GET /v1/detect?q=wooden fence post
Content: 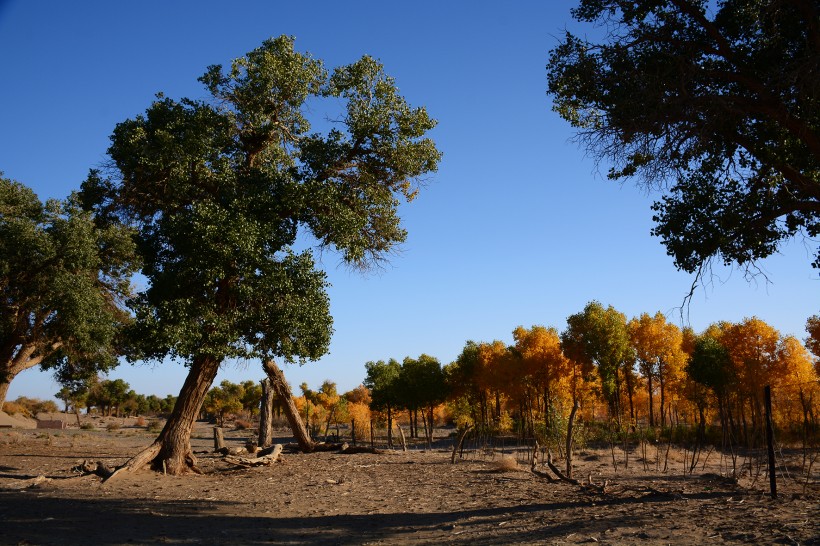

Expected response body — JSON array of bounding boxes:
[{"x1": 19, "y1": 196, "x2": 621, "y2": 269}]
[{"x1": 764, "y1": 385, "x2": 777, "y2": 499}]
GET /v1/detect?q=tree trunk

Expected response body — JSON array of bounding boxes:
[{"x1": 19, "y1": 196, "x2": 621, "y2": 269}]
[
  {"x1": 566, "y1": 399, "x2": 580, "y2": 478},
  {"x1": 647, "y1": 373, "x2": 655, "y2": 428},
  {"x1": 0, "y1": 380, "x2": 11, "y2": 409},
  {"x1": 108, "y1": 354, "x2": 222, "y2": 480},
  {"x1": 258, "y1": 378, "x2": 275, "y2": 448},
  {"x1": 154, "y1": 354, "x2": 222, "y2": 474},
  {"x1": 262, "y1": 359, "x2": 314, "y2": 452},
  {"x1": 0, "y1": 345, "x2": 43, "y2": 407},
  {"x1": 386, "y1": 406, "x2": 394, "y2": 448},
  {"x1": 660, "y1": 377, "x2": 666, "y2": 428}
]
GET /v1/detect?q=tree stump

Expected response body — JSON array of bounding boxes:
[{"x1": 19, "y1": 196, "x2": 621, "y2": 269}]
[
  {"x1": 258, "y1": 378, "x2": 274, "y2": 448},
  {"x1": 213, "y1": 427, "x2": 225, "y2": 451}
]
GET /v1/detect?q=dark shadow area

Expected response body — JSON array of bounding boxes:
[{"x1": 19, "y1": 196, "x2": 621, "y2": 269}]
[{"x1": 0, "y1": 487, "x2": 743, "y2": 545}]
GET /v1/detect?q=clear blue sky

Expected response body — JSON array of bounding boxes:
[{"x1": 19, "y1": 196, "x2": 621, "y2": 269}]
[{"x1": 1, "y1": 1, "x2": 816, "y2": 402}]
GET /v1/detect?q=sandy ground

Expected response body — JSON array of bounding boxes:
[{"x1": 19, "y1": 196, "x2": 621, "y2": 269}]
[{"x1": 0, "y1": 418, "x2": 817, "y2": 545}]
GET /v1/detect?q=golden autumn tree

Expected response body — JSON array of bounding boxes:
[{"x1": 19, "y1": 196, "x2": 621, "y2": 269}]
[
  {"x1": 512, "y1": 325, "x2": 570, "y2": 436},
  {"x1": 476, "y1": 340, "x2": 515, "y2": 430},
  {"x1": 806, "y1": 316, "x2": 820, "y2": 375},
  {"x1": 344, "y1": 384, "x2": 372, "y2": 444},
  {"x1": 721, "y1": 318, "x2": 784, "y2": 442},
  {"x1": 628, "y1": 312, "x2": 687, "y2": 427},
  {"x1": 776, "y1": 336, "x2": 819, "y2": 437}
]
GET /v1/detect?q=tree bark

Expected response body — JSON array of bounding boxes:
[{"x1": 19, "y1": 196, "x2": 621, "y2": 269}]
[
  {"x1": 107, "y1": 354, "x2": 222, "y2": 480},
  {"x1": 0, "y1": 346, "x2": 42, "y2": 407},
  {"x1": 262, "y1": 359, "x2": 314, "y2": 452},
  {"x1": 258, "y1": 378, "x2": 274, "y2": 448},
  {"x1": 0, "y1": 380, "x2": 11, "y2": 409},
  {"x1": 154, "y1": 354, "x2": 221, "y2": 474},
  {"x1": 213, "y1": 427, "x2": 225, "y2": 450}
]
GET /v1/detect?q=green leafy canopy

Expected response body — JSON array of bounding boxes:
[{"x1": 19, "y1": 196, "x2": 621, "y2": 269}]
[
  {"x1": 548, "y1": 0, "x2": 820, "y2": 274},
  {"x1": 82, "y1": 36, "x2": 441, "y2": 367}
]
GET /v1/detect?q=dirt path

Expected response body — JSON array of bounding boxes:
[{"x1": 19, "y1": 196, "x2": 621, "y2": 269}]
[{"x1": 0, "y1": 423, "x2": 816, "y2": 545}]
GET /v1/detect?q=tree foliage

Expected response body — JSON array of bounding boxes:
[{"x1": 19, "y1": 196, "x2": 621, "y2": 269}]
[
  {"x1": 80, "y1": 36, "x2": 440, "y2": 473},
  {"x1": 548, "y1": 0, "x2": 820, "y2": 273},
  {"x1": 0, "y1": 175, "x2": 137, "y2": 405},
  {"x1": 562, "y1": 301, "x2": 632, "y2": 416}
]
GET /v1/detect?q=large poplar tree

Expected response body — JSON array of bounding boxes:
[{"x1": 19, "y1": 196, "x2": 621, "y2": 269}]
[
  {"x1": 85, "y1": 36, "x2": 440, "y2": 475},
  {"x1": 548, "y1": 0, "x2": 820, "y2": 276},
  {"x1": 0, "y1": 176, "x2": 137, "y2": 406}
]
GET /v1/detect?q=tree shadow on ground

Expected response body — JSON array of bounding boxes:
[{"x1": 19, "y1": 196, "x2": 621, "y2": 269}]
[{"x1": 0, "y1": 487, "x2": 743, "y2": 545}]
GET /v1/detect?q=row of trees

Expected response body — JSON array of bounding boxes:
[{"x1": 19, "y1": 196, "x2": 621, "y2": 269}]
[
  {"x1": 445, "y1": 305, "x2": 819, "y2": 451},
  {"x1": 3, "y1": 0, "x2": 819, "y2": 477},
  {"x1": 53, "y1": 377, "x2": 178, "y2": 420}
]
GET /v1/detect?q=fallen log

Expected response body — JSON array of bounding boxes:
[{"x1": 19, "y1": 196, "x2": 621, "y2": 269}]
[{"x1": 223, "y1": 444, "x2": 283, "y2": 467}]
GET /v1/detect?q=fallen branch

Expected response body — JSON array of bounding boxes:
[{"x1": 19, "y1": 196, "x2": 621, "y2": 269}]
[
  {"x1": 7, "y1": 475, "x2": 52, "y2": 489},
  {"x1": 546, "y1": 448, "x2": 580, "y2": 485},
  {"x1": 339, "y1": 445, "x2": 383, "y2": 454},
  {"x1": 530, "y1": 442, "x2": 557, "y2": 482},
  {"x1": 224, "y1": 444, "x2": 283, "y2": 468}
]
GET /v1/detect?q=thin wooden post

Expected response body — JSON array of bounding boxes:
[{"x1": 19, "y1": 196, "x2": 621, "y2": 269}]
[
  {"x1": 764, "y1": 385, "x2": 777, "y2": 499},
  {"x1": 213, "y1": 427, "x2": 225, "y2": 451}
]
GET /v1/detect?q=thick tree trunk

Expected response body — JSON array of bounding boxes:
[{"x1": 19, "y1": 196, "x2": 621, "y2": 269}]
[
  {"x1": 258, "y1": 378, "x2": 275, "y2": 448},
  {"x1": 262, "y1": 359, "x2": 314, "y2": 452},
  {"x1": 154, "y1": 354, "x2": 222, "y2": 474},
  {"x1": 107, "y1": 354, "x2": 221, "y2": 480}
]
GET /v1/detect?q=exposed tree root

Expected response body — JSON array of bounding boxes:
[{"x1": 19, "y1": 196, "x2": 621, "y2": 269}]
[{"x1": 104, "y1": 442, "x2": 162, "y2": 483}]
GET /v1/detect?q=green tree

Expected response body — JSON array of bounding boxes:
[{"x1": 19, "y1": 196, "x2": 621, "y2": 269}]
[
  {"x1": 561, "y1": 301, "x2": 633, "y2": 423},
  {"x1": 364, "y1": 359, "x2": 402, "y2": 447},
  {"x1": 548, "y1": 0, "x2": 820, "y2": 276},
  {"x1": 686, "y1": 333, "x2": 734, "y2": 442},
  {"x1": 399, "y1": 354, "x2": 447, "y2": 442},
  {"x1": 84, "y1": 36, "x2": 440, "y2": 475},
  {"x1": 203, "y1": 380, "x2": 244, "y2": 426},
  {"x1": 0, "y1": 176, "x2": 137, "y2": 406}
]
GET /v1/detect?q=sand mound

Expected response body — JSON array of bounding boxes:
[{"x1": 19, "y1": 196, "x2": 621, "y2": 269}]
[{"x1": 0, "y1": 410, "x2": 37, "y2": 429}]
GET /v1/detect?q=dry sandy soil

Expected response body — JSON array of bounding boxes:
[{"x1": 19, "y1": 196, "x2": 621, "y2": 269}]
[{"x1": 0, "y1": 417, "x2": 817, "y2": 545}]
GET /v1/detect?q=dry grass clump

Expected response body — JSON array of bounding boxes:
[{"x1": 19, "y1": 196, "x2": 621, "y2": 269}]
[{"x1": 489, "y1": 456, "x2": 520, "y2": 473}]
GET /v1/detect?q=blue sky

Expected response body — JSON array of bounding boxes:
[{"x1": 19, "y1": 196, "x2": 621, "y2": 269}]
[{"x1": 1, "y1": 1, "x2": 816, "y2": 402}]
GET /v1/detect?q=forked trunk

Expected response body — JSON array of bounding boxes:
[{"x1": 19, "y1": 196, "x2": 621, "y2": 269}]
[{"x1": 262, "y1": 359, "x2": 314, "y2": 452}]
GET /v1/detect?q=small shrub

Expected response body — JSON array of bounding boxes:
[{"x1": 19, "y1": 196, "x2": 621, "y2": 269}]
[
  {"x1": 489, "y1": 456, "x2": 520, "y2": 473},
  {"x1": 135, "y1": 416, "x2": 147, "y2": 427},
  {"x1": 106, "y1": 422, "x2": 121, "y2": 432},
  {"x1": 80, "y1": 423, "x2": 95, "y2": 430},
  {"x1": 147, "y1": 420, "x2": 164, "y2": 433},
  {"x1": 2, "y1": 402, "x2": 30, "y2": 417},
  {"x1": 233, "y1": 419, "x2": 252, "y2": 431}
]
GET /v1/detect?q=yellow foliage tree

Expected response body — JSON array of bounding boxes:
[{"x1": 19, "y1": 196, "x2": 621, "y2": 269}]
[{"x1": 628, "y1": 312, "x2": 687, "y2": 427}]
